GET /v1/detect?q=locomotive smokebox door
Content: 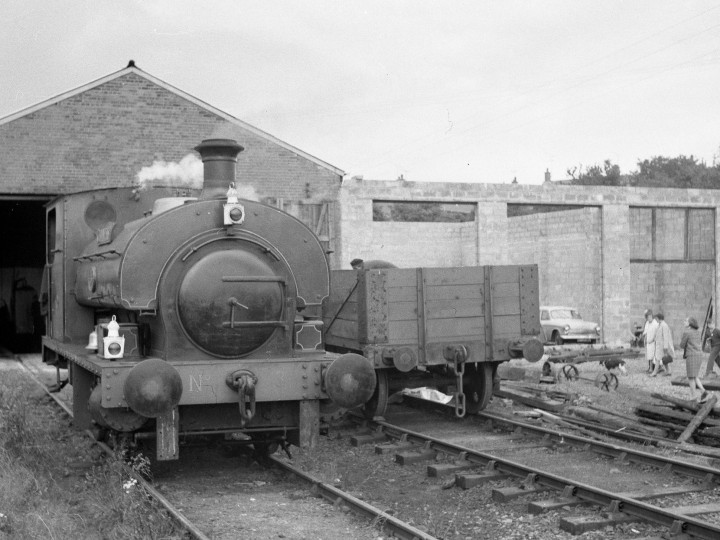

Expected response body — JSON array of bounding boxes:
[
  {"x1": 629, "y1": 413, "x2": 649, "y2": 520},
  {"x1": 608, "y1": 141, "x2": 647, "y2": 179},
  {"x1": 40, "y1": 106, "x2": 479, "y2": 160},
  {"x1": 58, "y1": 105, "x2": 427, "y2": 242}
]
[{"x1": 176, "y1": 247, "x2": 286, "y2": 357}]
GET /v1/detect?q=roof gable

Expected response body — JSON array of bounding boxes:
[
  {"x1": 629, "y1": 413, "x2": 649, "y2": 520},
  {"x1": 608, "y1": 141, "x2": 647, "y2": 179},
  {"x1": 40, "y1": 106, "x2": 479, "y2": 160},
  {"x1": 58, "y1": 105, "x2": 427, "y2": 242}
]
[{"x1": 0, "y1": 64, "x2": 343, "y2": 176}]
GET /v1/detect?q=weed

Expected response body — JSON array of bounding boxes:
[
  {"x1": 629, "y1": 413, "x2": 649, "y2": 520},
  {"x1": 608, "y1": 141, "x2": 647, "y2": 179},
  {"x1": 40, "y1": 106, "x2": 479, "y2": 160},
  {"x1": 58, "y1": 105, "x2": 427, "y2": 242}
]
[{"x1": 0, "y1": 368, "x2": 185, "y2": 539}]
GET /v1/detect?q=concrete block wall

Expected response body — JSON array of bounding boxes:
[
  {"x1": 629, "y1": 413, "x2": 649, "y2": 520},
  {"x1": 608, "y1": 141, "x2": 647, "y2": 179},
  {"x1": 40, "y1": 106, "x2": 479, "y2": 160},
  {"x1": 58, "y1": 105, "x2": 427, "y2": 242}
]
[
  {"x1": 335, "y1": 192, "x2": 476, "y2": 267},
  {"x1": 337, "y1": 178, "x2": 720, "y2": 345},
  {"x1": 602, "y1": 205, "x2": 631, "y2": 346},
  {"x1": 0, "y1": 72, "x2": 341, "y2": 203},
  {"x1": 460, "y1": 218, "x2": 479, "y2": 266},
  {"x1": 507, "y1": 207, "x2": 603, "y2": 330},
  {"x1": 476, "y1": 202, "x2": 508, "y2": 264},
  {"x1": 631, "y1": 262, "x2": 714, "y2": 346}
]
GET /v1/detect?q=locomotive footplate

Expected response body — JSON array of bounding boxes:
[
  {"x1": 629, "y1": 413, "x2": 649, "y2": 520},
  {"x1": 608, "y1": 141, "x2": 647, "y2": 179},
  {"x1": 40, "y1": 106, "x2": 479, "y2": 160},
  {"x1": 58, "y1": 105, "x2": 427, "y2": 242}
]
[{"x1": 42, "y1": 340, "x2": 335, "y2": 408}]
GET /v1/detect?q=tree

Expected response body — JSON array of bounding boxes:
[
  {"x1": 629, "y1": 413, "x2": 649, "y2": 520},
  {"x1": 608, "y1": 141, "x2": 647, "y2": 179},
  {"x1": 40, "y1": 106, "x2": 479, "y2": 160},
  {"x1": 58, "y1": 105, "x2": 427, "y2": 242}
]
[
  {"x1": 566, "y1": 160, "x2": 623, "y2": 186},
  {"x1": 631, "y1": 155, "x2": 720, "y2": 188},
  {"x1": 566, "y1": 153, "x2": 720, "y2": 188}
]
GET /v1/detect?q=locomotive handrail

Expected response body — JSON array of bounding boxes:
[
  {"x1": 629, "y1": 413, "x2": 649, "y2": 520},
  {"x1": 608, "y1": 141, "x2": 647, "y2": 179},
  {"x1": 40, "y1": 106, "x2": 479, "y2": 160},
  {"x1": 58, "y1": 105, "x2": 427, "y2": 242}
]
[
  {"x1": 73, "y1": 249, "x2": 121, "y2": 262},
  {"x1": 221, "y1": 320, "x2": 288, "y2": 329},
  {"x1": 221, "y1": 275, "x2": 286, "y2": 283}
]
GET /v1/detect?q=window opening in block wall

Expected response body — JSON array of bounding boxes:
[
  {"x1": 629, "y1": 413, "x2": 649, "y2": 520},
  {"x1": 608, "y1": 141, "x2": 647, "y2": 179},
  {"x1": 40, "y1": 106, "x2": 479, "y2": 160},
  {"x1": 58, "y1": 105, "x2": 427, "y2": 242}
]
[
  {"x1": 630, "y1": 207, "x2": 714, "y2": 262},
  {"x1": 372, "y1": 201, "x2": 476, "y2": 222},
  {"x1": 506, "y1": 203, "x2": 589, "y2": 217}
]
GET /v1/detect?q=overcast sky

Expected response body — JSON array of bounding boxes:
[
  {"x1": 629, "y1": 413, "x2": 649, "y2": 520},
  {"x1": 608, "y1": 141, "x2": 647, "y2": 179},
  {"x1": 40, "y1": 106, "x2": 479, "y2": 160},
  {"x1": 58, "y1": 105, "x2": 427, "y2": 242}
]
[{"x1": 2, "y1": 1, "x2": 720, "y2": 184}]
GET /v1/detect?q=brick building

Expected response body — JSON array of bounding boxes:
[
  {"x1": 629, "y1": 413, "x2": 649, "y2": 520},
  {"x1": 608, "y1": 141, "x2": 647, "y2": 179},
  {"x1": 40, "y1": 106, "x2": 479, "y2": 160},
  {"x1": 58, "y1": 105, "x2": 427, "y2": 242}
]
[
  {"x1": 0, "y1": 63, "x2": 342, "y2": 350},
  {"x1": 337, "y1": 178, "x2": 720, "y2": 346}
]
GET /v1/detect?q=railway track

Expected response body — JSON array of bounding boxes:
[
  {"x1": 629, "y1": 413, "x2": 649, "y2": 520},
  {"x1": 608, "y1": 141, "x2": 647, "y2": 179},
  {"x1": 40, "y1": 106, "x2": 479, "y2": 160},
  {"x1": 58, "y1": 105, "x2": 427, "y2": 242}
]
[
  {"x1": 343, "y1": 399, "x2": 720, "y2": 539},
  {"x1": 13, "y1": 355, "x2": 426, "y2": 540},
  {"x1": 15, "y1": 352, "x2": 720, "y2": 538}
]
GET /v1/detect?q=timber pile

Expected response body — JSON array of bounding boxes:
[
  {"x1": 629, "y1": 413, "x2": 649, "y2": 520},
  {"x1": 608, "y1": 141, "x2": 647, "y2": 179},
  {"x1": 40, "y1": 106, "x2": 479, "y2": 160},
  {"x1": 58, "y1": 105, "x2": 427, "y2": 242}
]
[
  {"x1": 494, "y1": 385, "x2": 565, "y2": 412},
  {"x1": 636, "y1": 394, "x2": 720, "y2": 447}
]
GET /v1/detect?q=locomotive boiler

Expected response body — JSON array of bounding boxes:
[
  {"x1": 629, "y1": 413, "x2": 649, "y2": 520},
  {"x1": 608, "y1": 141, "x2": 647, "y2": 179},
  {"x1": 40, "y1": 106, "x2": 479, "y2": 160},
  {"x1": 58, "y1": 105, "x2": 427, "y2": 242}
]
[{"x1": 43, "y1": 139, "x2": 376, "y2": 460}]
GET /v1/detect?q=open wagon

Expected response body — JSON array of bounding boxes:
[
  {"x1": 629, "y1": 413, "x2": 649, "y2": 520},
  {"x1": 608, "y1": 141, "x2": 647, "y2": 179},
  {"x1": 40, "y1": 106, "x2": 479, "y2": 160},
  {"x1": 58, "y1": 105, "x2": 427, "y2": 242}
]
[{"x1": 323, "y1": 265, "x2": 545, "y2": 416}]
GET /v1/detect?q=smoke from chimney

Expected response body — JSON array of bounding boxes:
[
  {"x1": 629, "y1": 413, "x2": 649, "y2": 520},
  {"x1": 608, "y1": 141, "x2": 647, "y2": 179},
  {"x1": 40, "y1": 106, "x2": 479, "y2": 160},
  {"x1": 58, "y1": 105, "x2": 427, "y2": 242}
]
[
  {"x1": 134, "y1": 152, "x2": 259, "y2": 201},
  {"x1": 135, "y1": 154, "x2": 203, "y2": 190}
]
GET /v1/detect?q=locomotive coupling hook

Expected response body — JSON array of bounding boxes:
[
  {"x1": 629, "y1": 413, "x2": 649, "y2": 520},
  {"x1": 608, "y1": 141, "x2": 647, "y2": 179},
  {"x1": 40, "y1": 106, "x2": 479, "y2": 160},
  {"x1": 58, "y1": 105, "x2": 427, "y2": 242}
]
[{"x1": 226, "y1": 370, "x2": 258, "y2": 426}]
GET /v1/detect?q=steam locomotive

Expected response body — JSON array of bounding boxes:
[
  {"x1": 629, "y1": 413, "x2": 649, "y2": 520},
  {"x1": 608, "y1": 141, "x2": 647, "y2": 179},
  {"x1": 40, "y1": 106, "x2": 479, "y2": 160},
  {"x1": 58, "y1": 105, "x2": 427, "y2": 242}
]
[{"x1": 42, "y1": 138, "x2": 543, "y2": 461}]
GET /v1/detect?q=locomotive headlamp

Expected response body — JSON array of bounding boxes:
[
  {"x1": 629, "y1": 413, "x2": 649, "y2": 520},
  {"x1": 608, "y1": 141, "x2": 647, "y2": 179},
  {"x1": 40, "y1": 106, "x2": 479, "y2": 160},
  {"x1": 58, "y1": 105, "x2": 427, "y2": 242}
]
[
  {"x1": 223, "y1": 183, "x2": 245, "y2": 226},
  {"x1": 102, "y1": 315, "x2": 125, "y2": 359}
]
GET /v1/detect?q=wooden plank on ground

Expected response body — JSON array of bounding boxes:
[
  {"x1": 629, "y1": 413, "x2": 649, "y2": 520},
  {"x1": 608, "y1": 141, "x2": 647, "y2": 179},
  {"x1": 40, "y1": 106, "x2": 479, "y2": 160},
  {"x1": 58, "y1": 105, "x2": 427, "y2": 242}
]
[
  {"x1": 678, "y1": 395, "x2": 718, "y2": 443},
  {"x1": 494, "y1": 387, "x2": 565, "y2": 412},
  {"x1": 651, "y1": 392, "x2": 720, "y2": 416},
  {"x1": 671, "y1": 376, "x2": 720, "y2": 391},
  {"x1": 533, "y1": 409, "x2": 603, "y2": 440},
  {"x1": 569, "y1": 406, "x2": 666, "y2": 438},
  {"x1": 636, "y1": 404, "x2": 720, "y2": 428}
]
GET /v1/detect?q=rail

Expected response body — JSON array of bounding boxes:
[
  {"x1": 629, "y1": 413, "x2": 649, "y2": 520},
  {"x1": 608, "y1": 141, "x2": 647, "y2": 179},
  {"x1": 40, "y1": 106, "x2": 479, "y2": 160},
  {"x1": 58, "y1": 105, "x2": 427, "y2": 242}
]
[{"x1": 360, "y1": 414, "x2": 720, "y2": 539}]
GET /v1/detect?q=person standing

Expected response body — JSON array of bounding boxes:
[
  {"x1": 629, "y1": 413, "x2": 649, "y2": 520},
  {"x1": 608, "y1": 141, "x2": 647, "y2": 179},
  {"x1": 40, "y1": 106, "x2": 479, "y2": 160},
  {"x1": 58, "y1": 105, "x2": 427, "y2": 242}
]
[
  {"x1": 703, "y1": 322, "x2": 720, "y2": 378},
  {"x1": 642, "y1": 309, "x2": 659, "y2": 374},
  {"x1": 653, "y1": 313, "x2": 674, "y2": 377},
  {"x1": 679, "y1": 317, "x2": 709, "y2": 403}
]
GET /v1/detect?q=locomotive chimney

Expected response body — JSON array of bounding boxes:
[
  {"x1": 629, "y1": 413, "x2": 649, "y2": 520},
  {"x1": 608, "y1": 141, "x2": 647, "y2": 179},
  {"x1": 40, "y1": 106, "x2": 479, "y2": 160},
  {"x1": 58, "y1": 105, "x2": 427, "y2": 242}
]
[{"x1": 194, "y1": 139, "x2": 244, "y2": 199}]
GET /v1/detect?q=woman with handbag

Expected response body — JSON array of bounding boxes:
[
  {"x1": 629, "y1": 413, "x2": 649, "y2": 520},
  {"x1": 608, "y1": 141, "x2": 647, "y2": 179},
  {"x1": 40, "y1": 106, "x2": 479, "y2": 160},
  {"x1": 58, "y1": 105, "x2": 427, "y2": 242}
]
[{"x1": 679, "y1": 317, "x2": 709, "y2": 403}]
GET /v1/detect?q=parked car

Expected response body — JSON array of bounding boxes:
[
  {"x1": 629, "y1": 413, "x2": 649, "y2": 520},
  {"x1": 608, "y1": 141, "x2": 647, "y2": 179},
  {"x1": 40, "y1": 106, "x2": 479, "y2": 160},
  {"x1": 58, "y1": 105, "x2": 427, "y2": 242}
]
[{"x1": 540, "y1": 306, "x2": 601, "y2": 345}]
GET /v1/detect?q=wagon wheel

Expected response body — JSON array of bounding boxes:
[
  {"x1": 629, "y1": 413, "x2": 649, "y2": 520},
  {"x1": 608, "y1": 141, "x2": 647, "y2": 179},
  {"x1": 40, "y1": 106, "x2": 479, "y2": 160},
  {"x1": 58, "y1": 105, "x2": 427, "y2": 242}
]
[
  {"x1": 362, "y1": 370, "x2": 389, "y2": 419},
  {"x1": 464, "y1": 363, "x2": 494, "y2": 414},
  {"x1": 560, "y1": 364, "x2": 579, "y2": 381},
  {"x1": 594, "y1": 372, "x2": 619, "y2": 392}
]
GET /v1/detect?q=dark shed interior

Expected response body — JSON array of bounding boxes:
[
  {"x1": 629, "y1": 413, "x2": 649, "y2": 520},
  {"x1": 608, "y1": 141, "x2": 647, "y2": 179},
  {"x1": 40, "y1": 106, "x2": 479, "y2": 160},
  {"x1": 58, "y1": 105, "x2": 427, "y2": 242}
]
[{"x1": 0, "y1": 199, "x2": 49, "y2": 353}]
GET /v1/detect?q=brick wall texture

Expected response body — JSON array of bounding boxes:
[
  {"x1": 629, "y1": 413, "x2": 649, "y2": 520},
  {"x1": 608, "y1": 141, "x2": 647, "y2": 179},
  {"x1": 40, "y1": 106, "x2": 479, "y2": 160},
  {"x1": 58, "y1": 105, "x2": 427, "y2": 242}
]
[{"x1": 0, "y1": 71, "x2": 341, "y2": 202}]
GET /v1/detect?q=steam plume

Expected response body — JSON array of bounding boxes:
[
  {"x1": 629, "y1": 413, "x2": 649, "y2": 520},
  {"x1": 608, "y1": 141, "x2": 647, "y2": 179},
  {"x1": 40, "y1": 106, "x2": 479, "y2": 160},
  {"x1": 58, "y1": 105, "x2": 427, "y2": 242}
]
[
  {"x1": 135, "y1": 154, "x2": 203, "y2": 190},
  {"x1": 134, "y1": 154, "x2": 259, "y2": 201}
]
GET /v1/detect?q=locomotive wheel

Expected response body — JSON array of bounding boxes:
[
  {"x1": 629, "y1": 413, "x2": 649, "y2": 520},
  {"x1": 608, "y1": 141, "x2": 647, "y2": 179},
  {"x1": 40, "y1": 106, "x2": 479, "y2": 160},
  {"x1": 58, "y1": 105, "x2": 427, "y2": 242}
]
[
  {"x1": 560, "y1": 364, "x2": 579, "y2": 381},
  {"x1": 464, "y1": 363, "x2": 494, "y2": 414},
  {"x1": 362, "y1": 370, "x2": 389, "y2": 419},
  {"x1": 594, "y1": 372, "x2": 619, "y2": 392}
]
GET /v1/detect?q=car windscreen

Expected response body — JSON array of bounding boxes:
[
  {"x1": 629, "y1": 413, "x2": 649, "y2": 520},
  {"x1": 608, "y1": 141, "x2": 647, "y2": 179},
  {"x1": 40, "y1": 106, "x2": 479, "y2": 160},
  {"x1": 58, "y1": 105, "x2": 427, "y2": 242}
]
[{"x1": 551, "y1": 309, "x2": 580, "y2": 319}]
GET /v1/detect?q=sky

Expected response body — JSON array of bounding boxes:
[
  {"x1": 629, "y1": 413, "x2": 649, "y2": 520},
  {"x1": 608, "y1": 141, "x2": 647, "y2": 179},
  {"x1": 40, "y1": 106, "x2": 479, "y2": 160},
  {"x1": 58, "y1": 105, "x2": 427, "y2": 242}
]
[{"x1": 2, "y1": 0, "x2": 720, "y2": 185}]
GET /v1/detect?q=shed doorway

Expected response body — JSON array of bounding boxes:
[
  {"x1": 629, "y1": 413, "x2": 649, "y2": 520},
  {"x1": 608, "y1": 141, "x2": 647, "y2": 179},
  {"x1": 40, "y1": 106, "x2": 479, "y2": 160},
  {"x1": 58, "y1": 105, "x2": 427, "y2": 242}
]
[{"x1": 0, "y1": 197, "x2": 50, "y2": 354}]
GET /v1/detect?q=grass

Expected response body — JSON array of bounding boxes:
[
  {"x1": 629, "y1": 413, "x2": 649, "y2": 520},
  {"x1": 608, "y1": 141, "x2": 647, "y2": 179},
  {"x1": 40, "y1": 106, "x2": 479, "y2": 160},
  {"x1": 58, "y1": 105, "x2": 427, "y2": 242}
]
[{"x1": 0, "y1": 369, "x2": 186, "y2": 539}]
